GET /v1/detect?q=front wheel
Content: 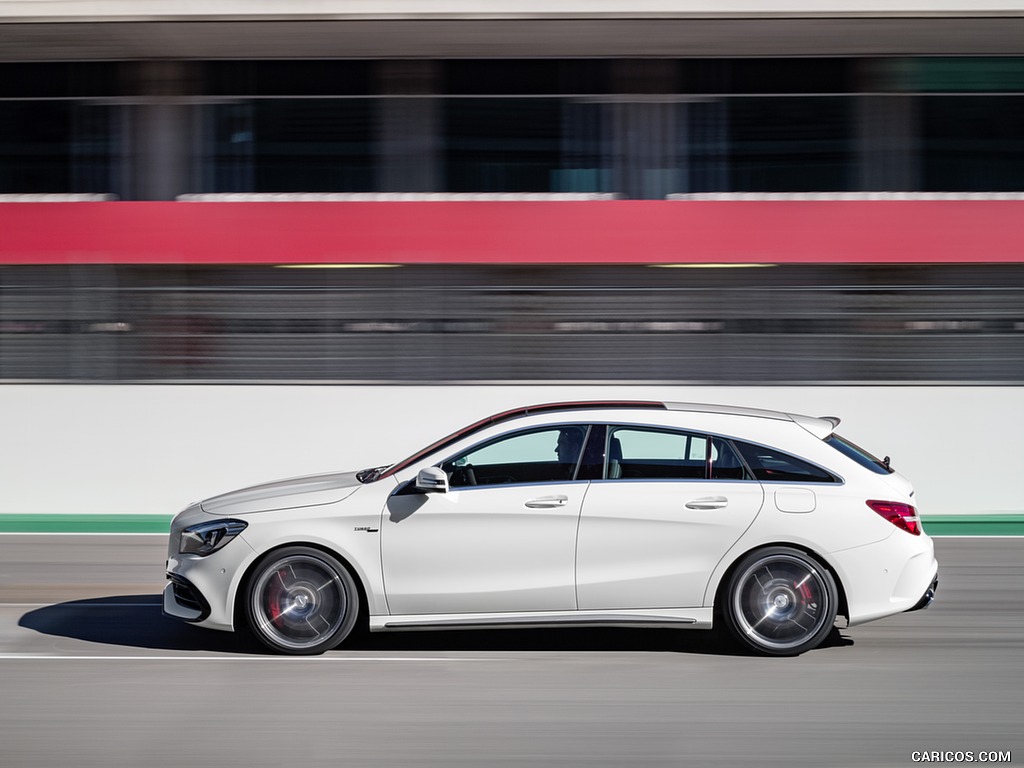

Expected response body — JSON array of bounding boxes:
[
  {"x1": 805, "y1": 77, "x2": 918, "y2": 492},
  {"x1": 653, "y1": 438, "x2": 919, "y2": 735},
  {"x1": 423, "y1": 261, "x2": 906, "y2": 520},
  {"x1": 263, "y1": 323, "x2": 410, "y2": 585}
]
[
  {"x1": 722, "y1": 547, "x2": 838, "y2": 656},
  {"x1": 245, "y1": 547, "x2": 359, "y2": 655}
]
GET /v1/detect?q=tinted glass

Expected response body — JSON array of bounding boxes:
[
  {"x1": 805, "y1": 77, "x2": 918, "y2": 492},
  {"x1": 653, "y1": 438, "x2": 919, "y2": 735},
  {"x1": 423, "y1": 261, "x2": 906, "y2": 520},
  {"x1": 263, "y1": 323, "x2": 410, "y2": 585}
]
[
  {"x1": 0, "y1": 63, "x2": 122, "y2": 98},
  {"x1": 922, "y1": 96, "x2": 1024, "y2": 192},
  {"x1": 205, "y1": 100, "x2": 373, "y2": 192},
  {"x1": 0, "y1": 102, "x2": 120, "y2": 194},
  {"x1": 443, "y1": 60, "x2": 611, "y2": 95},
  {"x1": 733, "y1": 441, "x2": 837, "y2": 483},
  {"x1": 725, "y1": 97, "x2": 855, "y2": 192},
  {"x1": 825, "y1": 434, "x2": 892, "y2": 474},
  {"x1": 203, "y1": 61, "x2": 372, "y2": 96},
  {"x1": 443, "y1": 98, "x2": 565, "y2": 192},
  {"x1": 709, "y1": 438, "x2": 751, "y2": 481},
  {"x1": 677, "y1": 59, "x2": 856, "y2": 95}
]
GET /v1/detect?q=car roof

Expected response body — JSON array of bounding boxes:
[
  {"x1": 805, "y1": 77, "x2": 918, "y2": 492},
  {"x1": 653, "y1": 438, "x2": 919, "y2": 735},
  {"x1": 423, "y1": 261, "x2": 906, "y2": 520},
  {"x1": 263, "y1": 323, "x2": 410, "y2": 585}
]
[
  {"x1": 497, "y1": 400, "x2": 841, "y2": 440},
  {"x1": 382, "y1": 399, "x2": 840, "y2": 480}
]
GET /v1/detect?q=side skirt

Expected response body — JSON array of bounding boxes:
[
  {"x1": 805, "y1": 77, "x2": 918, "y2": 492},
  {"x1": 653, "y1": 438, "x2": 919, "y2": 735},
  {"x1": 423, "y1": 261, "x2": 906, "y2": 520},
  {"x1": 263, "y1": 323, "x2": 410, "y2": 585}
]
[{"x1": 369, "y1": 608, "x2": 714, "y2": 633}]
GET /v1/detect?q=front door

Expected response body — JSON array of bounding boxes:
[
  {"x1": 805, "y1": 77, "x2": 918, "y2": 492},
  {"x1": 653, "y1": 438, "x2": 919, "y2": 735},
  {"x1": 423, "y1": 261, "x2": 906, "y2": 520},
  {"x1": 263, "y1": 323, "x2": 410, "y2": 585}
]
[{"x1": 381, "y1": 424, "x2": 590, "y2": 616}]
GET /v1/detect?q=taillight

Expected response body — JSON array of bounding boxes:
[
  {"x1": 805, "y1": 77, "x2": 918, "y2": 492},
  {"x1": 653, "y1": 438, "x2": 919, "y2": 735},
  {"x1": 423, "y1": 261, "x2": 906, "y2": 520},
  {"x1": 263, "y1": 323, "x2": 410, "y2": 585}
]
[{"x1": 866, "y1": 500, "x2": 921, "y2": 535}]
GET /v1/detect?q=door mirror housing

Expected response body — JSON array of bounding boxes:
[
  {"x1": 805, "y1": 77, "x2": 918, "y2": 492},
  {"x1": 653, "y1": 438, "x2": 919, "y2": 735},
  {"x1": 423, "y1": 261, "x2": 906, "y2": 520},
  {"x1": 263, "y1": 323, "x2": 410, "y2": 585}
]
[{"x1": 415, "y1": 466, "x2": 449, "y2": 494}]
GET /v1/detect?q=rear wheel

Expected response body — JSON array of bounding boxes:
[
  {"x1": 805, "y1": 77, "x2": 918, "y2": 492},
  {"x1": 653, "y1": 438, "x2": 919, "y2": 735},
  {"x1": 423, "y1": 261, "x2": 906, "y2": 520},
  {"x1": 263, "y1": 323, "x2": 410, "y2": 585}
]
[
  {"x1": 723, "y1": 547, "x2": 838, "y2": 656},
  {"x1": 245, "y1": 547, "x2": 359, "y2": 655}
]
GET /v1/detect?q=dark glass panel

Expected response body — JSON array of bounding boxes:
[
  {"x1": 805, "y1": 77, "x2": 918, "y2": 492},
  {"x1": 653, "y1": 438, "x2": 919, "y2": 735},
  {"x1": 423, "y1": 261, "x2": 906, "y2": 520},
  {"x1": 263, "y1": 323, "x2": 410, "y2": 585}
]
[
  {"x1": 922, "y1": 96, "x2": 1024, "y2": 192},
  {"x1": 443, "y1": 98, "x2": 564, "y2": 192},
  {"x1": 679, "y1": 59, "x2": 856, "y2": 95},
  {"x1": 0, "y1": 102, "x2": 119, "y2": 193},
  {"x1": 203, "y1": 61, "x2": 373, "y2": 96},
  {"x1": 0, "y1": 62, "x2": 123, "y2": 98},
  {"x1": 725, "y1": 97, "x2": 854, "y2": 192},
  {"x1": 443, "y1": 60, "x2": 611, "y2": 95},
  {"x1": 206, "y1": 99, "x2": 374, "y2": 192}
]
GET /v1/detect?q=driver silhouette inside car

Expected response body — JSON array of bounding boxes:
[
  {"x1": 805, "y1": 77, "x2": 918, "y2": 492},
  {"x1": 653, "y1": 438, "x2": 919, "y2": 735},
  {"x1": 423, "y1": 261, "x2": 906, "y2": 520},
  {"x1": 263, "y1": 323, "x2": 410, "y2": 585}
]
[{"x1": 555, "y1": 428, "x2": 586, "y2": 479}]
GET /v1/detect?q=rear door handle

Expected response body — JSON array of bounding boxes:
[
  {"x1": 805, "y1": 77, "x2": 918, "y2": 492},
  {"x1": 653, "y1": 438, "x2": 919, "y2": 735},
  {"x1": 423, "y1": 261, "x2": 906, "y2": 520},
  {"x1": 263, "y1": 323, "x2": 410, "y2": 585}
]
[
  {"x1": 685, "y1": 496, "x2": 728, "y2": 510},
  {"x1": 525, "y1": 495, "x2": 569, "y2": 509}
]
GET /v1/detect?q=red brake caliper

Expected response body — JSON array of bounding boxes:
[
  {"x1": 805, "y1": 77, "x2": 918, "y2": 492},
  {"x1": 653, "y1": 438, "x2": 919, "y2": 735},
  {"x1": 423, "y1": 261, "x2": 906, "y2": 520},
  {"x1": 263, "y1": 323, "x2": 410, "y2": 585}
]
[
  {"x1": 267, "y1": 570, "x2": 286, "y2": 624},
  {"x1": 797, "y1": 580, "x2": 814, "y2": 604}
]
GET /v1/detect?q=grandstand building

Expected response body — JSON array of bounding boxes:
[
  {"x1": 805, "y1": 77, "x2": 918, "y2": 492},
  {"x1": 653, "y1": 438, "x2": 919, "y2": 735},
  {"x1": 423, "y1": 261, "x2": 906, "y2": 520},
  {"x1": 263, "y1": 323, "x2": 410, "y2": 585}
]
[{"x1": 1, "y1": 2, "x2": 1023, "y2": 382}]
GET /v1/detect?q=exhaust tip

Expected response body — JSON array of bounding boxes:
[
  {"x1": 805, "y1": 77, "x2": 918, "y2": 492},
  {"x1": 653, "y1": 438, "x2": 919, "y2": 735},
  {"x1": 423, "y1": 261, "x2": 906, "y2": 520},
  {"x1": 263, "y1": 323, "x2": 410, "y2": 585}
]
[{"x1": 908, "y1": 577, "x2": 939, "y2": 612}]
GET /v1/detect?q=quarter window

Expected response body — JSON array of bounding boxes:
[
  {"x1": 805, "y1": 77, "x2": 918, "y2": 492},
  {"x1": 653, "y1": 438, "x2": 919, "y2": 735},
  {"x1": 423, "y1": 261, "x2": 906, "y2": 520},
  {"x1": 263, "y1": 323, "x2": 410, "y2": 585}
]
[
  {"x1": 825, "y1": 434, "x2": 892, "y2": 474},
  {"x1": 733, "y1": 440, "x2": 837, "y2": 483},
  {"x1": 441, "y1": 425, "x2": 588, "y2": 488}
]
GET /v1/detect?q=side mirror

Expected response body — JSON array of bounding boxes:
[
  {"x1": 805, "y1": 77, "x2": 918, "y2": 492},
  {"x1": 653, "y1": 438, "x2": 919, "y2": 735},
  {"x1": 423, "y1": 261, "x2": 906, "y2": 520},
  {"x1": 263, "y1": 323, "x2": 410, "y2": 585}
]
[{"x1": 415, "y1": 467, "x2": 449, "y2": 494}]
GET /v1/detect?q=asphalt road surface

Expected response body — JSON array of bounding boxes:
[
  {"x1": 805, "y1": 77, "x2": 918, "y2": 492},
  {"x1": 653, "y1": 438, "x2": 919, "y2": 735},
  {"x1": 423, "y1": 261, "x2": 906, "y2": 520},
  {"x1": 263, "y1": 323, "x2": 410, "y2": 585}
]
[{"x1": 0, "y1": 536, "x2": 1020, "y2": 768}]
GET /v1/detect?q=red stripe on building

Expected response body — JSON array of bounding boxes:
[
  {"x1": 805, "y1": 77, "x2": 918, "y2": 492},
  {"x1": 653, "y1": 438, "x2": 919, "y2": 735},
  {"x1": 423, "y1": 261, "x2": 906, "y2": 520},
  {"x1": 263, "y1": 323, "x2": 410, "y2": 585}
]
[{"x1": 1, "y1": 200, "x2": 1022, "y2": 265}]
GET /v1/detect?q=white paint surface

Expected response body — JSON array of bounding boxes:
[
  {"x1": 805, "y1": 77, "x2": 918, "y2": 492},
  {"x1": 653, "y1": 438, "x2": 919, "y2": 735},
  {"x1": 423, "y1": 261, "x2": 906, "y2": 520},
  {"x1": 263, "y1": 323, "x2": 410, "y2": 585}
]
[{"x1": 0, "y1": 385, "x2": 1020, "y2": 517}]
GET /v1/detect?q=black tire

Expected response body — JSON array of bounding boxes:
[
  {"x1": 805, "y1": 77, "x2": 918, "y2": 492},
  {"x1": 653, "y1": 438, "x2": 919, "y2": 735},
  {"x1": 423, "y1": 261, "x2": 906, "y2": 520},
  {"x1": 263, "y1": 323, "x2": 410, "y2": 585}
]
[
  {"x1": 245, "y1": 546, "x2": 359, "y2": 655},
  {"x1": 722, "y1": 546, "x2": 838, "y2": 656}
]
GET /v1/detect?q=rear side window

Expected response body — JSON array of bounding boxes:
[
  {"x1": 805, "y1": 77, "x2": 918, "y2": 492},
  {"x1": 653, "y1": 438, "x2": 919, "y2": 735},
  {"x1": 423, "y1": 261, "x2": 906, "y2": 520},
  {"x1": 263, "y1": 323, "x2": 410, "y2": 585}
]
[
  {"x1": 609, "y1": 428, "x2": 705, "y2": 479},
  {"x1": 733, "y1": 440, "x2": 837, "y2": 483},
  {"x1": 825, "y1": 434, "x2": 893, "y2": 474},
  {"x1": 606, "y1": 427, "x2": 752, "y2": 481}
]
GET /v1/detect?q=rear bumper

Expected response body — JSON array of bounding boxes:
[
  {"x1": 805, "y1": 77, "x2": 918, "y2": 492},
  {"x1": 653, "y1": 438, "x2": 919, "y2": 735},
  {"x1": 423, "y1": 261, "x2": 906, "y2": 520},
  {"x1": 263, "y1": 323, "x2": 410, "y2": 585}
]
[{"x1": 837, "y1": 530, "x2": 938, "y2": 627}]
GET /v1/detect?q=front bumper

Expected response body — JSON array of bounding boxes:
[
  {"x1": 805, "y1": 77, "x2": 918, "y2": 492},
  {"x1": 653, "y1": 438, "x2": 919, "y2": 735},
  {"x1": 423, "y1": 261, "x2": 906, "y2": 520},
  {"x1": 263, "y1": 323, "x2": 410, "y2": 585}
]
[
  {"x1": 163, "y1": 573, "x2": 211, "y2": 623},
  {"x1": 163, "y1": 533, "x2": 256, "y2": 632}
]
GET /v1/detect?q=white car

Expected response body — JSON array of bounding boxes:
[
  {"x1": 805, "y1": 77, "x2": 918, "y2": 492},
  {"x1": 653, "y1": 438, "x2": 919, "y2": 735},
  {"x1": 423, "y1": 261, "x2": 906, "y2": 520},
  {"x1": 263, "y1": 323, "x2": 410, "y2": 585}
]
[{"x1": 164, "y1": 401, "x2": 938, "y2": 656}]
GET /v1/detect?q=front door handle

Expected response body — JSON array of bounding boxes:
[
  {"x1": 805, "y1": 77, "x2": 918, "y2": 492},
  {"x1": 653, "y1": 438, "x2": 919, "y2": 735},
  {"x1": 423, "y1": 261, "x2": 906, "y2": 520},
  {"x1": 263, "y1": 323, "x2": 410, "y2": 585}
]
[
  {"x1": 685, "y1": 496, "x2": 728, "y2": 510},
  {"x1": 525, "y1": 495, "x2": 569, "y2": 509}
]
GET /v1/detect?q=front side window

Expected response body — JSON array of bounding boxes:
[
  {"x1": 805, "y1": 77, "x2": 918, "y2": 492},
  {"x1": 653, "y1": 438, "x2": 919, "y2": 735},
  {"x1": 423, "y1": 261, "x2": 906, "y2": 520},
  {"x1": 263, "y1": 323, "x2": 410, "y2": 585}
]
[{"x1": 441, "y1": 425, "x2": 588, "y2": 488}]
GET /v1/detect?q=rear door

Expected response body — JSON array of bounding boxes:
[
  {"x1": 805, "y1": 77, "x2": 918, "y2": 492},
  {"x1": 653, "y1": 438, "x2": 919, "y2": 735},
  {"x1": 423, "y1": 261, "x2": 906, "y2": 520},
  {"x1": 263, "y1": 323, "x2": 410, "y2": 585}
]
[{"x1": 576, "y1": 426, "x2": 764, "y2": 610}]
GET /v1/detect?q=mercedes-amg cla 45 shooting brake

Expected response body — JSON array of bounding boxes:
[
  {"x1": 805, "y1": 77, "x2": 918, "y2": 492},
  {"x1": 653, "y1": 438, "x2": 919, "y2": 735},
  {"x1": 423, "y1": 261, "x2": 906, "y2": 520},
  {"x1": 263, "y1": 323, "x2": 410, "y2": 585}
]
[{"x1": 165, "y1": 401, "x2": 938, "y2": 656}]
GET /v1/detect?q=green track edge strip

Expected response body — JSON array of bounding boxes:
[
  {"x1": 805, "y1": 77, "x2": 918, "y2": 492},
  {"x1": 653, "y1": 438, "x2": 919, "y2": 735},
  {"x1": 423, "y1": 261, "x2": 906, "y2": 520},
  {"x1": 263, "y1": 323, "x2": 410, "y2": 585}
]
[
  {"x1": 0, "y1": 514, "x2": 173, "y2": 534},
  {"x1": 1, "y1": 514, "x2": 1023, "y2": 536}
]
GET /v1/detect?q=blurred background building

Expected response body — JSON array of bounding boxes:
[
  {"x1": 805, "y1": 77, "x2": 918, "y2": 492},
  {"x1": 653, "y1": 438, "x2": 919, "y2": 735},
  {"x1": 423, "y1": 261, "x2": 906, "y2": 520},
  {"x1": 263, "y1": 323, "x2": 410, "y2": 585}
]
[{"x1": 1, "y1": 1, "x2": 1023, "y2": 383}]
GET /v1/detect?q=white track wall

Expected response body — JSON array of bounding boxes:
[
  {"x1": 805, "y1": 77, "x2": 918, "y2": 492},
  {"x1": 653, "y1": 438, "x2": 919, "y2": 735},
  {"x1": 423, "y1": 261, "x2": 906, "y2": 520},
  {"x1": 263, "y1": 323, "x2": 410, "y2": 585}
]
[{"x1": 1, "y1": 385, "x2": 1020, "y2": 518}]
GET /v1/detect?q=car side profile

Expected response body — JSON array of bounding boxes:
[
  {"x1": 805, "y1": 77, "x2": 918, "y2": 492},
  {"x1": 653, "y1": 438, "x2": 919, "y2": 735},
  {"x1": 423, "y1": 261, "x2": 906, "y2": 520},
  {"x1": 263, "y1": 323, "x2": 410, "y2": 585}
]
[{"x1": 164, "y1": 401, "x2": 938, "y2": 656}]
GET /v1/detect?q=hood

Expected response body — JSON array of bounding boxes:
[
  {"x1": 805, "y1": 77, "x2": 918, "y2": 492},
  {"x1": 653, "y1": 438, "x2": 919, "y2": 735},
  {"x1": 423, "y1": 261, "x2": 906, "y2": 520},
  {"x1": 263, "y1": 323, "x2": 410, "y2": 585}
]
[{"x1": 200, "y1": 470, "x2": 363, "y2": 516}]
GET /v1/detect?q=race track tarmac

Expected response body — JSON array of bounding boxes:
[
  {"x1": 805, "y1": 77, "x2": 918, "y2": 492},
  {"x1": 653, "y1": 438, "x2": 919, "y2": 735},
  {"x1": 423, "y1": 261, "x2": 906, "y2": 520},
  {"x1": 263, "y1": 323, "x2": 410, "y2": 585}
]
[{"x1": 0, "y1": 536, "x2": 1020, "y2": 768}]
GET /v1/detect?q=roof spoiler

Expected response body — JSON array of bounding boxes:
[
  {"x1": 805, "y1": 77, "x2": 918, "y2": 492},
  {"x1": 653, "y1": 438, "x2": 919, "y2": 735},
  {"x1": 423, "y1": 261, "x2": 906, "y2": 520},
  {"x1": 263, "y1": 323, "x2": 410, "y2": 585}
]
[{"x1": 791, "y1": 413, "x2": 841, "y2": 439}]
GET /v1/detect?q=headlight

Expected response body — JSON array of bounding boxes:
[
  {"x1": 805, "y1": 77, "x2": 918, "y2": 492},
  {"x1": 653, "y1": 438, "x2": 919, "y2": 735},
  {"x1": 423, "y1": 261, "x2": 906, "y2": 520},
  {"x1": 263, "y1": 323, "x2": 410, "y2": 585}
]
[{"x1": 179, "y1": 519, "x2": 247, "y2": 556}]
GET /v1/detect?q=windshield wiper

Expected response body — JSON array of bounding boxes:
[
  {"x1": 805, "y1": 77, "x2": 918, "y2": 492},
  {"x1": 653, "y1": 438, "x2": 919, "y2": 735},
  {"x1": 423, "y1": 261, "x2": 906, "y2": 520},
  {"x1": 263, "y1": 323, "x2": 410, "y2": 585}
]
[{"x1": 356, "y1": 465, "x2": 391, "y2": 484}]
